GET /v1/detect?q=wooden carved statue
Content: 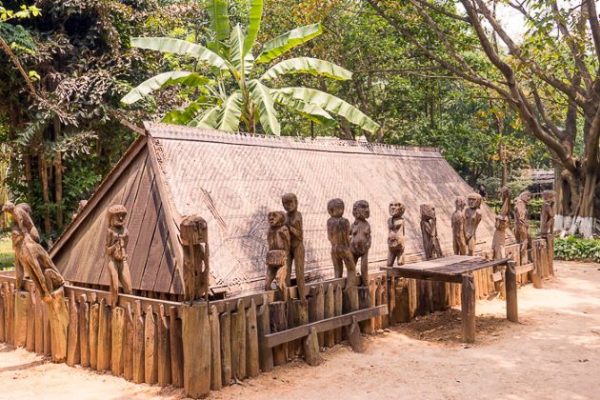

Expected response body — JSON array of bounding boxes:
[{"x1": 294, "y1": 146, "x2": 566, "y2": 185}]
[
  {"x1": 540, "y1": 190, "x2": 556, "y2": 238},
  {"x1": 282, "y1": 193, "x2": 306, "y2": 299},
  {"x1": 515, "y1": 191, "x2": 532, "y2": 263},
  {"x1": 350, "y1": 200, "x2": 371, "y2": 287},
  {"x1": 451, "y1": 196, "x2": 467, "y2": 255},
  {"x1": 265, "y1": 211, "x2": 291, "y2": 298},
  {"x1": 387, "y1": 201, "x2": 406, "y2": 267},
  {"x1": 464, "y1": 193, "x2": 482, "y2": 256},
  {"x1": 180, "y1": 215, "x2": 210, "y2": 302},
  {"x1": 105, "y1": 205, "x2": 133, "y2": 306},
  {"x1": 327, "y1": 198, "x2": 357, "y2": 287},
  {"x1": 420, "y1": 203, "x2": 442, "y2": 260},
  {"x1": 499, "y1": 186, "x2": 511, "y2": 217},
  {"x1": 491, "y1": 216, "x2": 509, "y2": 259}
]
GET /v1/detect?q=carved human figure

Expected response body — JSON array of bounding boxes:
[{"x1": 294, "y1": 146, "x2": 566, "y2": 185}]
[
  {"x1": 420, "y1": 204, "x2": 442, "y2": 260},
  {"x1": 105, "y1": 205, "x2": 132, "y2": 306},
  {"x1": 499, "y1": 186, "x2": 511, "y2": 218},
  {"x1": 491, "y1": 216, "x2": 509, "y2": 259},
  {"x1": 540, "y1": 190, "x2": 556, "y2": 238},
  {"x1": 515, "y1": 191, "x2": 532, "y2": 262},
  {"x1": 451, "y1": 197, "x2": 467, "y2": 255},
  {"x1": 180, "y1": 215, "x2": 210, "y2": 302},
  {"x1": 282, "y1": 193, "x2": 306, "y2": 299},
  {"x1": 350, "y1": 200, "x2": 371, "y2": 287},
  {"x1": 464, "y1": 193, "x2": 482, "y2": 256},
  {"x1": 265, "y1": 211, "x2": 291, "y2": 297},
  {"x1": 2, "y1": 202, "x2": 41, "y2": 290},
  {"x1": 387, "y1": 201, "x2": 406, "y2": 267},
  {"x1": 327, "y1": 198, "x2": 357, "y2": 287}
]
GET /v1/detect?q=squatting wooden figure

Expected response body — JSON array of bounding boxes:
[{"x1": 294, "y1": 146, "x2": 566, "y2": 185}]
[
  {"x1": 464, "y1": 193, "x2": 482, "y2": 256},
  {"x1": 387, "y1": 201, "x2": 406, "y2": 267},
  {"x1": 420, "y1": 203, "x2": 442, "y2": 260},
  {"x1": 327, "y1": 198, "x2": 357, "y2": 287},
  {"x1": 282, "y1": 193, "x2": 306, "y2": 299},
  {"x1": 451, "y1": 196, "x2": 467, "y2": 255},
  {"x1": 105, "y1": 205, "x2": 133, "y2": 306},
  {"x1": 265, "y1": 211, "x2": 291, "y2": 298},
  {"x1": 180, "y1": 215, "x2": 210, "y2": 302},
  {"x1": 515, "y1": 191, "x2": 532, "y2": 262},
  {"x1": 350, "y1": 200, "x2": 371, "y2": 287}
]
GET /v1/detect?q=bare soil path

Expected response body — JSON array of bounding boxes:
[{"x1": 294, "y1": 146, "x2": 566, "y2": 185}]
[{"x1": 1, "y1": 261, "x2": 599, "y2": 400}]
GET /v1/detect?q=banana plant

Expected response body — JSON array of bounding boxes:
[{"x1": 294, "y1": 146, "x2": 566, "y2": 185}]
[{"x1": 121, "y1": 0, "x2": 379, "y2": 136}]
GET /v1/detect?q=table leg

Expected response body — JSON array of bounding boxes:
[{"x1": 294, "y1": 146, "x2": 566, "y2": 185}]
[
  {"x1": 505, "y1": 261, "x2": 518, "y2": 322},
  {"x1": 461, "y1": 274, "x2": 475, "y2": 343}
]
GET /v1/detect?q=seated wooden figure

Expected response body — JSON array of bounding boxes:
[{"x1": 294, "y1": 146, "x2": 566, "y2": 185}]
[
  {"x1": 265, "y1": 211, "x2": 291, "y2": 299},
  {"x1": 387, "y1": 200, "x2": 406, "y2": 267},
  {"x1": 420, "y1": 203, "x2": 443, "y2": 260},
  {"x1": 180, "y1": 215, "x2": 210, "y2": 302},
  {"x1": 350, "y1": 200, "x2": 371, "y2": 287},
  {"x1": 464, "y1": 193, "x2": 482, "y2": 256},
  {"x1": 451, "y1": 197, "x2": 467, "y2": 255},
  {"x1": 105, "y1": 205, "x2": 133, "y2": 306},
  {"x1": 327, "y1": 198, "x2": 357, "y2": 287}
]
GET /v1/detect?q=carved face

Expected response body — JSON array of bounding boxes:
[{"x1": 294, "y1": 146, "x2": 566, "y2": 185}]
[
  {"x1": 542, "y1": 190, "x2": 555, "y2": 205},
  {"x1": 420, "y1": 204, "x2": 435, "y2": 220},
  {"x1": 467, "y1": 193, "x2": 481, "y2": 209},
  {"x1": 10, "y1": 226, "x2": 23, "y2": 245},
  {"x1": 1, "y1": 202, "x2": 15, "y2": 215},
  {"x1": 500, "y1": 186, "x2": 510, "y2": 200},
  {"x1": 268, "y1": 211, "x2": 285, "y2": 227},
  {"x1": 389, "y1": 201, "x2": 405, "y2": 218},
  {"x1": 353, "y1": 200, "x2": 370, "y2": 220},
  {"x1": 110, "y1": 212, "x2": 127, "y2": 228},
  {"x1": 327, "y1": 198, "x2": 345, "y2": 218},
  {"x1": 519, "y1": 191, "x2": 532, "y2": 203},
  {"x1": 455, "y1": 197, "x2": 466, "y2": 210},
  {"x1": 281, "y1": 193, "x2": 298, "y2": 213}
]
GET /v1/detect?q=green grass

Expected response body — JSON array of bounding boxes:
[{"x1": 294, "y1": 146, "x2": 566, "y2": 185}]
[{"x1": 0, "y1": 233, "x2": 14, "y2": 270}]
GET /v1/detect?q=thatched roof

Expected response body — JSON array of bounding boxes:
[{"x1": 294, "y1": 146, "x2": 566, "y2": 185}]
[{"x1": 51, "y1": 123, "x2": 503, "y2": 296}]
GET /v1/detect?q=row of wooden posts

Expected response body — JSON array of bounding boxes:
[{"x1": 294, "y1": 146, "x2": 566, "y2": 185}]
[{"x1": 0, "y1": 238, "x2": 553, "y2": 398}]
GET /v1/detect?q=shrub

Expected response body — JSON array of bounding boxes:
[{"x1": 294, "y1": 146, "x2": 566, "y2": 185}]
[{"x1": 554, "y1": 236, "x2": 600, "y2": 262}]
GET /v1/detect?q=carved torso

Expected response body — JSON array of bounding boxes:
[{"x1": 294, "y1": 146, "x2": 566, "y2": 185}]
[
  {"x1": 464, "y1": 208, "x2": 481, "y2": 240},
  {"x1": 327, "y1": 217, "x2": 351, "y2": 251},
  {"x1": 106, "y1": 227, "x2": 129, "y2": 262},
  {"x1": 286, "y1": 211, "x2": 303, "y2": 249},
  {"x1": 387, "y1": 217, "x2": 405, "y2": 251},
  {"x1": 350, "y1": 219, "x2": 371, "y2": 256}
]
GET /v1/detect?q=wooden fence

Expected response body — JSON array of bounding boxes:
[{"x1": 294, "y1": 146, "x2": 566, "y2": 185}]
[{"x1": 0, "y1": 238, "x2": 554, "y2": 398}]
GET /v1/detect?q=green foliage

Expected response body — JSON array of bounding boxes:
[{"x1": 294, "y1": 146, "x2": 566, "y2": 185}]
[
  {"x1": 0, "y1": 233, "x2": 14, "y2": 271},
  {"x1": 555, "y1": 237, "x2": 600, "y2": 263}
]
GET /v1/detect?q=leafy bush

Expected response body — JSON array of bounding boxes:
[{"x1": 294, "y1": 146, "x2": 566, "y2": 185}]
[
  {"x1": 554, "y1": 236, "x2": 600, "y2": 262},
  {"x1": 0, "y1": 233, "x2": 14, "y2": 271}
]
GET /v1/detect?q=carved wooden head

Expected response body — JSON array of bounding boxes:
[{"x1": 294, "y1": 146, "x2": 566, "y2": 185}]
[
  {"x1": 327, "y1": 198, "x2": 345, "y2": 218},
  {"x1": 518, "y1": 191, "x2": 532, "y2": 203},
  {"x1": 352, "y1": 200, "x2": 370, "y2": 220},
  {"x1": 542, "y1": 190, "x2": 555, "y2": 205},
  {"x1": 267, "y1": 211, "x2": 286, "y2": 228},
  {"x1": 180, "y1": 215, "x2": 208, "y2": 245},
  {"x1": 420, "y1": 203, "x2": 435, "y2": 220},
  {"x1": 107, "y1": 204, "x2": 127, "y2": 228},
  {"x1": 500, "y1": 186, "x2": 510, "y2": 200},
  {"x1": 467, "y1": 193, "x2": 482, "y2": 209},
  {"x1": 281, "y1": 193, "x2": 298, "y2": 213},
  {"x1": 454, "y1": 196, "x2": 466, "y2": 210},
  {"x1": 389, "y1": 201, "x2": 405, "y2": 218}
]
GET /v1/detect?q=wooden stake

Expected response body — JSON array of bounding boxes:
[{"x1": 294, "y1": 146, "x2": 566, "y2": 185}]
[
  {"x1": 333, "y1": 283, "x2": 343, "y2": 343},
  {"x1": 246, "y1": 300, "x2": 259, "y2": 379},
  {"x1": 78, "y1": 295, "x2": 89, "y2": 367},
  {"x1": 157, "y1": 305, "x2": 171, "y2": 386},
  {"x1": 46, "y1": 290, "x2": 70, "y2": 363},
  {"x1": 269, "y1": 301, "x2": 288, "y2": 366},
  {"x1": 182, "y1": 303, "x2": 211, "y2": 398},
  {"x1": 461, "y1": 274, "x2": 476, "y2": 343},
  {"x1": 506, "y1": 261, "x2": 518, "y2": 323},
  {"x1": 358, "y1": 285, "x2": 372, "y2": 333},
  {"x1": 14, "y1": 290, "x2": 30, "y2": 348},
  {"x1": 256, "y1": 297, "x2": 273, "y2": 373},
  {"x1": 343, "y1": 285, "x2": 359, "y2": 314},
  {"x1": 0, "y1": 287, "x2": 4, "y2": 343},
  {"x1": 26, "y1": 287, "x2": 35, "y2": 352},
  {"x1": 219, "y1": 311, "x2": 232, "y2": 386},
  {"x1": 169, "y1": 306, "x2": 183, "y2": 387},
  {"x1": 111, "y1": 306, "x2": 125, "y2": 376},
  {"x1": 144, "y1": 305, "x2": 158, "y2": 384},
  {"x1": 209, "y1": 305, "x2": 222, "y2": 390},
  {"x1": 89, "y1": 302, "x2": 99, "y2": 369},
  {"x1": 231, "y1": 299, "x2": 247, "y2": 380},
  {"x1": 67, "y1": 293, "x2": 80, "y2": 366},
  {"x1": 132, "y1": 301, "x2": 145, "y2": 384},
  {"x1": 123, "y1": 303, "x2": 134, "y2": 380},
  {"x1": 324, "y1": 285, "x2": 335, "y2": 347},
  {"x1": 346, "y1": 317, "x2": 365, "y2": 353},
  {"x1": 303, "y1": 327, "x2": 321, "y2": 366}
]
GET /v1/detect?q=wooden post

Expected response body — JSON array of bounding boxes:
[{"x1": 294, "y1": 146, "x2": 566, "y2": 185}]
[
  {"x1": 375, "y1": 282, "x2": 384, "y2": 330},
  {"x1": 97, "y1": 300, "x2": 111, "y2": 371},
  {"x1": 231, "y1": 299, "x2": 247, "y2": 380},
  {"x1": 311, "y1": 284, "x2": 324, "y2": 346},
  {"x1": 123, "y1": 303, "x2": 134, "y2": 380},
  {"x1": 182, "y1": 302, "x2": 211, "y2": 399},
  {"x1": 5, "y1": 283, "x2": 14, "y2": 346},
  {"x1": 78, "y1": 295, "x2": 90, "y2": 367},
  {"x1": 209, "y1": 305, "x2": 222, "y2": 390},
  {"x1": 531, "y1": 241, "x2": 544, "y2": 289},
  {"x1": 333, "y1": 283, "x2": 343, "y2": 343},
  {"x1": 67, "y1": 293, "x2": 80, "y2": 366},
  {"x1": 219, "y1": 311, "x2": 232, "y2": 385},
  {"x1": 346, "y1": 316, "x2": 365, "y2": 353},
  {"x1": 358, "y1": 285, "x2": 371, "y2": 333},
  {"x1": 343, "y1": 285, "x2": 359, "y2": 314},
  {"x1": 144, "y1": 305, "x2": 158, "y2": 384},
  {"x1": 157, "y1": 305, "x2": 171, "y2": 386},
  {"x1": 506, "y1": 261, "x2": 518, "y2": 323},
  {"x1": 246, "y1": 300, "x2": 259, "y2": 379},
  {"x1": 132, "y1": 301, "x2": 145, "y2": 384},
  {"x1": 256, "y1": 298, "x2": 273, "y2": 373},
  {"x1": 26, "y1": 287, "x2": 35, "y2": 352},
  {"x1": 324, "y1": 285, "x2": 335, "y2": 347},
  {"x1": 14, "y1": 290, "x2": 30, "y2": 348},
  {"x1": 303, "y1": 327, "x2": 321, "y2": 366},
  {"x1": 111, "y1": 306, "x2": 125, "y2": 376},
  {"x1": 0, "y1": 286, "x2": 4, "y2": 343},
  {"x1": 46, "y1": 290, "x2": 70, "y2": 363},
  {"x1": 381, "y1": 278, "x2": 389, "y2": 328},
  {"x1": 460, "y1": 274, "x2": 476, "y2": 343},
  {"x1": 169, "y1": 306, "x2": 183, "y2": 388},
  {"x1": 269, "y1": 301, "x2": 288, "y2": 366},
  {"x1": 387, "y1": 275, "x2": 396, "y2": 326},
  {"x1": 89, "y1": 302, "x2": 99, "y2": 369}
]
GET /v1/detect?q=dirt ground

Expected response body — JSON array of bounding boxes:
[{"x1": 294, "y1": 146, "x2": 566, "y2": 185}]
[{"x1": 1, "y1": 260, "x2": 599, "y2": 400}]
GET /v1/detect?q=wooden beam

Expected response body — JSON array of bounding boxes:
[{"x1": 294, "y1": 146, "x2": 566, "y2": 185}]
[{"x1": 264, "y1": 305, "x2": 388, "y2": 348}]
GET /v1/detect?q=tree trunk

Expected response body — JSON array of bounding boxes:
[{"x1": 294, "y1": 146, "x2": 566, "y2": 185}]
[
  {"x1": 39, "y1": 156, "x2": 52, "y2": 236},
  {"x1": 53, "y1": 118, "x2": 63, "y2": 230}
]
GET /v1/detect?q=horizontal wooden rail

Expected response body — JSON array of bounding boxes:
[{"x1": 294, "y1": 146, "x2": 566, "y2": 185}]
[
  {"x1": 515, "y1": 263, "x2": 534, "y2": 274},
  {"x1": 264, "y1": 304, "x2": 388, "y2": 348}
]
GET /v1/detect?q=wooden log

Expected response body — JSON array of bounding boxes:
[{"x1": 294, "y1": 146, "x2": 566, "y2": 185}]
[
  {"x1": 26, "y1": 287, "x2": 35, "y2": 352},
  {"x1": 209, "y1": 305, "x2": 222, "y2": 390},
  {"x1": 132, "y1": 301, "x2": 145, "y2": 384},
  {"x1": 269, "y1": 301, "x2": 288, "y2": 366},
  {"x1": 89, "y1": 302, "x2": 99, "y2": 369},
  {"x1": 14, "y1": 290, "x2": 30, "y2": 348},
  {"x1": 169, "y1": 306, "x2": 183, "y2": 388},
  {"x1": 97, "y1": 300, "x2": 111, "y2": 371},
  {"x1": 333, "y1": 283, "x2": 343, "y2": 343},
  {"x1": 358, "y1": 285, "x2": 372, "y2": 334},
  {"x1": 219, "y1": 311, "x2": 232, "y2": 385},
  {"x1": 381, "y1": 278, "x2": 389, "y2": 328},
  {"x1": 256, "y1": 298, "x2": 273, "y2": 373},
  {"x1": 67, "y1": 293, "x2": 80, "y2": 366},
  {"x1": 123, "y1": 303, "x2": 134, "y2": 380},
  {"x1": 531, "y1": 242, "x2": 544, "y2": 289},
  {"x1": 182, "y1": 303, "x2": 211, "y2": 399},
  {"x1": 395, "y1": 279, "x2": 410, "y2": 323},
  {"x1": 346, "y1": 317, "x2": 365, "y2": 353},
  {"x1": 157, "y1": 305, "x2": 171, "y2": 386},
  {"x1": 343, "y1": 285, "x2": 359, "y2": 314},
  {"x1": 303, "y1": 327, "x2": 321, "y2": 366},
  {"x1": 408, "y1": 279, "x2": 418, "y2": 319},
  {"x1": 6, "y1": 283, "x2": 14, "y2": 346},
  {"x1": 144, "y1": 305, "x2": 158, "y2": 384},
  {"x1": 313, "y1": 285, "x2": 324, "y2": 345},
  {"x1": 111, "y1": 306, "x2": 125, "y2": 376},
  {"x1": 387, "y1": 275, "x2": 396, "y2": 326},
  {"x1": 324, "y1": 285, "x2": 335, "y2": 347},
  {"x1": 461, "y1": 274, "x2": 476, "y2": 344},
  {"x1": 46, "y1": 290, "x2": 70, "y2": 363},
  {"x1": 285, "y1": 299, "x2": 299, "y2": 357},
  {"x1": 246, "y1": 300, "x2": 259, "y2": 379},
  {"x1": 0, "y1": 286, "x2": 4, "y2": 343},
  {"x1": 291, "y1": 299, "x2": 308, "y2": 356},
  {"x1": 78, "y1": 295, "x2": 89, "y2": 367},
  {"x1": 231, "y1": 299, "x2": 247, "y2": 380},
  {"x1": 375, "y1": 282, "x2": 384, "y2": 330},
  {"x1": 506, "y1": 261, "x2": 518, "y2": 323}
]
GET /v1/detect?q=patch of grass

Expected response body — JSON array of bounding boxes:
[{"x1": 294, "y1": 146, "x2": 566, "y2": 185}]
[{"x1": 0, "y1": 233, "x2": 14, "y2": 270}]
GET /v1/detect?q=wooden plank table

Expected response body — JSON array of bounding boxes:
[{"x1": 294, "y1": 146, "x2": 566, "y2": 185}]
[{"x1": 382, "y1": 255, "x2": 522, "y2": 343}]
